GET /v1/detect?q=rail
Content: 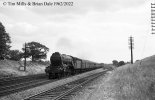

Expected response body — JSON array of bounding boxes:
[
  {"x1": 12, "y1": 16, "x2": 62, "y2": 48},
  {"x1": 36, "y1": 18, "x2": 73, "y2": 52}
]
[{"x1": 24, "y1": 71, "x2": 106, "y2": 100}]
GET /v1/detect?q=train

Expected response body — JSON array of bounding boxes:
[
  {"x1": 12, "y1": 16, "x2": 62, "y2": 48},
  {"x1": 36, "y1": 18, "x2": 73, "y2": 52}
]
[{"x1": 45, "y1": 52, "x2": 104, "y2": 79}]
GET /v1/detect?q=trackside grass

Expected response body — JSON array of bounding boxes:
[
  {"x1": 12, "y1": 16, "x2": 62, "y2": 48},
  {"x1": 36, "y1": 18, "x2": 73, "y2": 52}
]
[
  {"x1": 0, "y1": 60, "x2": 48, "y2": 77},
  {"x1": 100, "y1": 55, "x2": 155, "y2": 100}
]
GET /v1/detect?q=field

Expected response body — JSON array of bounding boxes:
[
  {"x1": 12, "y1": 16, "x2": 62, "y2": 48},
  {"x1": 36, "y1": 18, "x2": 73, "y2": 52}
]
[{"x1": 0, "y1": 60, "x2": 48, "y2": 78}]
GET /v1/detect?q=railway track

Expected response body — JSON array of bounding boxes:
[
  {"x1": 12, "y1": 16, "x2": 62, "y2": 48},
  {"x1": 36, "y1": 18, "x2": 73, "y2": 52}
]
[
  {"x1": 0, "y1": 73, "x2": 47, "y2": 87},
  {"x1": 0, "y1": 74, "x2": 53, "y2": 97},
  {"x1": 0, "y1": 72, "x2": 90, "y2": 97},
  {"x1": 24, "y1": 71, "x2": 106, "y2": 100},
  {"x1": 0, "y1": 79, "x2": 54, "y2": 97}
]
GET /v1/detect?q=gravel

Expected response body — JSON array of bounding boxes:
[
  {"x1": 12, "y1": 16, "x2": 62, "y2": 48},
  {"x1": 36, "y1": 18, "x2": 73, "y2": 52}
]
[{"x1": 70, "y1": 71, "x2": 112, "y2": 100}]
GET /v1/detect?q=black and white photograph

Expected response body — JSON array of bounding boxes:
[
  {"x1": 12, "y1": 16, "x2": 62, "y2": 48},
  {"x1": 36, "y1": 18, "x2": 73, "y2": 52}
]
[{"x1": 0, "y1": 0, "x2": 154, "y2": 100}]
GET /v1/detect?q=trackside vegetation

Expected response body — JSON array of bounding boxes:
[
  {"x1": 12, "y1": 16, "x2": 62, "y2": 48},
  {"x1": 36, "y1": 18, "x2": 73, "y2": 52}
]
[{"x1": 101, "y1": 55, "x2": 155, "y2": 100}]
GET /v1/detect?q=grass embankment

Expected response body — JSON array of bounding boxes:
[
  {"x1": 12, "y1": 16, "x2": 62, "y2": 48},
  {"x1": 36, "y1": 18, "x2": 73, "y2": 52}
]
[
  {"x1": 101, "y1": 55, "x2": 155, "y2": 100},
  {"x1": 0, "y1": 60, "x2": 49, "y2": 78}
]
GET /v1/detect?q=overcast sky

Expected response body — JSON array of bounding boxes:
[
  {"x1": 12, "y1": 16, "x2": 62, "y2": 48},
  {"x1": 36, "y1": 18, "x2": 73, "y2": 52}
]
[{"x1": 0, "y1": 0, "x2": 153, "y2": 63}]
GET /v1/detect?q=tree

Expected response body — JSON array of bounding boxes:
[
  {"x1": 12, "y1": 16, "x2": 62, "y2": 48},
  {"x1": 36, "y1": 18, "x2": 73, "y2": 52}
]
[
  {"x1": 118, "y1": 61, "x2": 125, "y2": 66},
  {"x1": 0, "y1": 22, "x2": 11, "y2": 60},
  {"x1": 9, "y1": 50, "x2": 23, "y2": 61},
  {"x1": 112, "y1": 60, "x2": 118, "y2": 67},
  {"x1": 22, "y1": 41, "x2": 49, "y2": 61}
]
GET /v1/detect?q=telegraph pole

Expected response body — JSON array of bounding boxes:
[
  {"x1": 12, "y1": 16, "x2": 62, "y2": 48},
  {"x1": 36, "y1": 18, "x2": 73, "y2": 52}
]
[
  {"x1": 128, "y1": 36, "x2": 134, "y2": 64},
  {"x1": 24, "y1": 43, "x2": 27, "y2": 71}
]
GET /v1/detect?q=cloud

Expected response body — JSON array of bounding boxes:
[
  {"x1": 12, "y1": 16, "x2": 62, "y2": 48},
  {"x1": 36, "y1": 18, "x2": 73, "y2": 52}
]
[
  {"x1": 56, "y1": 37, "x2": 74, "y2": 48},
  {"x1": 55, "y1": 37, "x2": 75, "y2": 55},
  {"x1": 55, "y1": 37, "x2": 94, "y2": 60},
  {"x1": 25, "y1": 0, "x2": 146, "y2": 15},
  {"x1": 76, "y1": 51, "x2": 92, "y2": 60},
  {"x1": 0, "y1": 0, "x2": 147, "y2": 23},
  {"x1": 0, "y1": 0, "x2": 150, "y2": 63}
]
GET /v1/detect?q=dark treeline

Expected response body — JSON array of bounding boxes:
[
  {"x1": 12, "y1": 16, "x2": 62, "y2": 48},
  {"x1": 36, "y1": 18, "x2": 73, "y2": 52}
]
[{"x1": 112, "y1": 60, "x2": 126, "y2": 67}]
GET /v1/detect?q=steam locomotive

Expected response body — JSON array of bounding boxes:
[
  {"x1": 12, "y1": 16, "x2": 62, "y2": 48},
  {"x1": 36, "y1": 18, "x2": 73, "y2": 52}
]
[{"x1": 45, "y1": 52, "x2": 103, "y2": 79}]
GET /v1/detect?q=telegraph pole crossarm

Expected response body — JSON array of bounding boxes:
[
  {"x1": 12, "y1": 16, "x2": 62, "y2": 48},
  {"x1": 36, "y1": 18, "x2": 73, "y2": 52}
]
[{"x1": 151, "y1": 2, "x2": 155, "y2": 34}]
